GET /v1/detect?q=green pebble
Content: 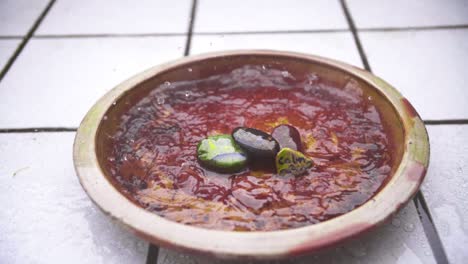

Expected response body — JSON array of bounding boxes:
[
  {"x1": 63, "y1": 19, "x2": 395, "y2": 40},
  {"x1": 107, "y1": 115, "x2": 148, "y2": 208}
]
[
  {"x1": 197, "y1": 135, "x2": 247, "y2": 173},
  {"x1": 276, "y1": 147, "x2": 313, "y2": 176}
]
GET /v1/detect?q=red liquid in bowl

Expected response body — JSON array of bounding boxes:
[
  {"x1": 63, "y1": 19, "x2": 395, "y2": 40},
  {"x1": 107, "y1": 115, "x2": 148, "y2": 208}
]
[{"x1": 105, "y1": 65, "x2": 394, "y2": 231}]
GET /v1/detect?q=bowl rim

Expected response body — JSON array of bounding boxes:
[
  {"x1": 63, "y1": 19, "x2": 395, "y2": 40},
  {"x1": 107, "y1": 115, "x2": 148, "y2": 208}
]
[{"x1": 73, "y1": 50, "x2": 429, "y2": 259}]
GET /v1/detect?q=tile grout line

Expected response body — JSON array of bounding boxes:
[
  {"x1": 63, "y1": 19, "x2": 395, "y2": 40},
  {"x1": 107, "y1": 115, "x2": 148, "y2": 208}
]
[
  {"x1": 146, "y1": 1, "x2": 198, "y2": 263},
  {"x1": 146, "y1": 244, "x2": 160, "y2": 264},
  {"x1": 339, "y1": 0, "x2": 371, "y2": 71},
  {"x1": 0, "y1": 36, "x2": 24, "y2": 40},
  {"x1": 184, "y1": 0, "x2": 198, "y2": 56},
  {"x1": 340, "y1": 1, "x2": 450, "y2": 263},
  {"x1": 413, "y1": 192, "x2": 449, "y2": 264},
  {"x1": 0, "y1": 0, "x2": 56, "y2": 82},
  {"x1": 3, "y1": 24, "x2": 465, "y2": 41},
  {"x1": 0, "y1": 127, "x2": 77, "y2": 133},
  {"x1": 359, "y1": 24, "x2": 468, "y2": 32},
  {"x1": 1, "y1": 120, "x2": 467, "y2": 134},
  {"x1": 424, "y1": 120, "x2": 468, "y2": 125},
  {"x1": 34, "y1": 33, "x2": 187, "y2": 39}
]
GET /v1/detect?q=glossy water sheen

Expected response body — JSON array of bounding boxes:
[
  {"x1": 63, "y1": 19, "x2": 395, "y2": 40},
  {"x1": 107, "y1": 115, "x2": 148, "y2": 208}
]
[{"x1": 106, "y1": 65, "x2": 394, "y2": 231}]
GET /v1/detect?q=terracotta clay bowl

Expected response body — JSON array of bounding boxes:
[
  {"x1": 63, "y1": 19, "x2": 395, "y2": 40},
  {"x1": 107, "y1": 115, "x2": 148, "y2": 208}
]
[{"x1": 73, "y1": 50, "x2": 429, "y2": 259}]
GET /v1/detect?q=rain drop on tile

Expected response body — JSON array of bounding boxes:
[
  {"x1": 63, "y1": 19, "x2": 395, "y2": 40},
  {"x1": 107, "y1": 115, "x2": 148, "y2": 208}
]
[
  {"x1": 392, "y1": 217, "x2": 401, "y2": 227},
  {"x1": 403, "y1": 223, "x2": 415, "y2": 232},
  {"x1": 103, "y1": 115, "x2": 108, "y2": 120},
  {"x1": 187, "y1": 68, "x2": 193, "y2": 72},
  {"x1": 164, "y1": 81, "x2": 171, "y2": 86}
]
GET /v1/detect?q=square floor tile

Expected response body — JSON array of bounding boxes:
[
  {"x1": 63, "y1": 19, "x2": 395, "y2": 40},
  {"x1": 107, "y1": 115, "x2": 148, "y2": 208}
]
[
  {"x1": 158, "y1": 203, "x2": 435, "y2": 263},
  {"x1": 0, "y1": 0, "x2": 49, "y2": 36},
  {"x1": 37, "y1": 0, "x2": 192, "y2": 35},
  {"x1": 194, "y1": 0, "x2": 348, "y2": 33},
  {"x1": 360, "y1": 29, "x2": 468, "y2": 120},
  {"x1": 0, "y1": 39, "x2": 20, "y2": 70},
  {"x1": 190, "y1": 32, "x2": 363, "y2": 67},
  {"x1": 0, "y1": 36, "x2": 185, "y2": 128},
  {"x1": 423, "y1": 125, "x2": 468, "y2": 264},
  {"x1": 0, "y1": 133, "x2": 148, "y2": 264},
  {"x1": 347, "y1": 0, "x2": 468, "y2": 29}
]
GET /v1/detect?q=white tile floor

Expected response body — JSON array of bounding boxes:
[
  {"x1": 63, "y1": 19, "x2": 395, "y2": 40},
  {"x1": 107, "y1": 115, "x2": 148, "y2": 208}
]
[
  {"x1": 0, "y1": 39, "x2": 20, "y2": 69},
  {"x1": 36, "y1": 0, "x2": 192, "y2": 35},
  {"x1": 423, "y1": 125, "x2": 468, "y2": 264},
  {"x1": 0, "y1": 133, "x2": 148, "y2": 264},
  {"x1": 1, "y1": 0, "x2": 467, "y2": 263},
  {"x1": 348, "y1": 0, "x2": 468, "y2": 29},
  {"x1": 190, "y1": 32, "x2": 363, "y2": 66},
  {"x1": 194, "y1": 0, "x2": 348, "y2": 33},
  {"x1": 0, "y1": 0, "x2": 49, "y2": 36},
  {"x1": 359, "y1": 28, "x2": 468, "y2": 120},
  {"x1": 0, "y1": 36, "x2": 186, "y2": 128}
]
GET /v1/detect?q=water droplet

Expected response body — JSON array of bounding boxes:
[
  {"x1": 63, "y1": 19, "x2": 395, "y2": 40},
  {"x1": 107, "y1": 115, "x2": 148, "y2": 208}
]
[
  {"x1": 137, "y1": 107, "x2": 142, "y2": 111},
  {"x1": 181, "y1": 162, "x2": 190, "y2": 169},
  {"x1": 187, "y1": 68, "x2": 193, "y2": 72},
  {"x1": 184, "y1": 91, "x2": 190, "y2": 98},
  {"x1": 368, "y1": 96, "x2": 372, "y2": 100},
  {"x1": 34, "y1": 129, "x2": 38, "y2": 132},
  {"x1": 156, "y1": 97, "x2": 165, "y2": 105},
  {"x1": 112, "y1": 101, "x2": 117, "y2": 105},
  {"x1": 392, "y1": 217, "x2": 401, "y2": 227},
  {"x1": 261, "y1": 65, "x2": 266, "y2": 70},
  {"x1": 103, "y1": 115, "x2": 108, "y2": 120},
  {"x1": 281, "y1": 71, "x2": 289, "y2": 78},
  {"x1": 344, "y1": 241, "x2": 367, "y2": 257},
  {"x1": 403, "y1": 223, "x2": 415, "y2": 232}
]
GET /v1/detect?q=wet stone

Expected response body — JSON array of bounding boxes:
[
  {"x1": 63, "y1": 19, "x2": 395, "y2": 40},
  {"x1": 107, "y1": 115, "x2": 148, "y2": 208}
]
[
  {"x1": 197, "y1": 134, "x2": 247, "y2": 173},
  {"x1": 232, "y1": 127, "x2": 280, "y2": 159},
  {"x1": 272, "y1": 124, "x2": 303, "y2": 151},
  {"x1": 276, "y1": 147, "x2": 313, "y2": 176}
]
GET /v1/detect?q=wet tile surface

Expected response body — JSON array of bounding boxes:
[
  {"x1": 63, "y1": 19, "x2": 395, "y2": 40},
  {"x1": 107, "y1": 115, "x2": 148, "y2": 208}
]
[
  {"x1": 0, "y1": 39, "x2": 20, "y2": 70},
  {"x1": 0, "y1": 0, "x2": 49, "y2": 36},
  {"x1": 37, "y1": 0, "x2": 192, "y2": 35},
  {"x1": 360, "y1": 29, "x2": 468, "y2": 120},
  {"x1": 348, "y1": 0, "x2": 468, "y2": 29},
  {"x1": 1, "y1": 1, "x2": 466, "y2": 263},
  {"x1": 0, "y1": 133, "x2": 148, "y2": 263},
  {"x1": 158, "y1": 203, "x2": 435, "y2": 264},
  {"x1": 0, "y1": 36, "x2": 185, "y2": 128},
  {"x1": 194, "y1": 0, "x2": 348, "y2": 33},
  {"x1": 422, "y1": 125, "x2": 468, "y2": 264},
  {"x1": 190, "y1": 32, "x2": 363, "y2": 67}
]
